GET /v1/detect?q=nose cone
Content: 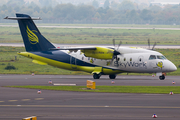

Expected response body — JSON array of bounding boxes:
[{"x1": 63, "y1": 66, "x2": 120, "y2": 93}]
[{"x1": 169, "y1": 61, "x2": 177, "y2": 72}]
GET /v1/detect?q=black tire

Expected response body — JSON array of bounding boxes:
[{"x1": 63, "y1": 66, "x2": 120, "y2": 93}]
[
  {"x1": 159, "y1": 75, "x2": 165, "y2": 80},
  {"x1": 109, "y1": 74, "x2": 116, "y2": 79},
  {"x1": 93, "y1": 73, "x2": 101, "y2": 79}
]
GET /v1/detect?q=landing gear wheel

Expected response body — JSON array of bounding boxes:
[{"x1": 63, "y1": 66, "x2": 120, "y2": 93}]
[
  {"x1": 93, "y1": 73, "x2": 101, "y2": 79},
  {"x1": 109, "y1": 74, "x2": 116, "y2": 79},
  {"x1": 159, "y1": 75, "x2": 165, "y2": 80}
]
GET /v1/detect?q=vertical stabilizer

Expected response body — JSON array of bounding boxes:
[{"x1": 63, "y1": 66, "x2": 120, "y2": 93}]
[{"x1": 15, "y1": 13, "x2": 55, "y2": 52}]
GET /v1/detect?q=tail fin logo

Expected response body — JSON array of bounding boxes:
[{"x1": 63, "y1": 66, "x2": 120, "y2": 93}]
[{"x1": 26, "y1": 26, "x2": 39, "y2": 44}]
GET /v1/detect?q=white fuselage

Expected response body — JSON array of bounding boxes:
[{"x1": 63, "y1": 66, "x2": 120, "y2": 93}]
[{"x1": 66, "y1": 46, "x2": 177, "y2": 74}]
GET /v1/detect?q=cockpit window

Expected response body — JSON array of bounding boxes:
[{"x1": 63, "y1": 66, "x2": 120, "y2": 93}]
[
  {"x1": 149, "y1": 55, "x2": 156, "y2": 60},
  {"x1": 157, "y1": 55, "x2": 166, "y2": 60}
]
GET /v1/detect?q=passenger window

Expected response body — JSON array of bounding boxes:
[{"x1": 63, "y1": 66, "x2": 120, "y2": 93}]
[{"x1": 149, "y1": 55, "x2": 156, "y2": 60}]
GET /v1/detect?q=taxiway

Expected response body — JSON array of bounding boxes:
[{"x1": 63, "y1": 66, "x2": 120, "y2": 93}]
[{"x1": 0, "y1": 75, "x2": 180, "y2": 120}]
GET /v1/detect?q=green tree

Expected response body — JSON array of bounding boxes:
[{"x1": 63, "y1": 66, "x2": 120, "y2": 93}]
[
  {"x1": 34, "y1": 6, "x2": 40, "y2": 13},
  {"x1": 92, "y1": 0, "x2": 99, "y2": 8},
  {"x1": 14, "y1": 6, "x2": 20, "y2": 12},
  {"x1": 39, "y1": 0, "x2": 58, "y2": 7},
  {"x1": 106, "y1": 9, "x2": 115, "y2": 19},
  {"x1": 7, "y1": 0, "x2": 25, "y2": 6},
  {"x1": 53, "y1": 4, "x2": 76, "y2": 19},
  {"x1": 126, "y1": 10, "x2": 140, "y2": 21},
  {"x1": 118, "y1": 0, "x2": 136, "y2": 10},
  {"x1": 104, "y1": 0, "x2": 110, "y2": 8},
  {"x1": 1, "y1": 5, "x2": 7, "y2": 11},
  {"x1": 94, "y1": 12, "x2": 101, "y2": 19},
  {"x1": 149, "y1": 5, "x2": 162, "y2": 12},
  {"x1": 140, "y1": 9, "x2": 153, "y2": 21},
  {"x1": 74, "y1": 5, "x2": 95, "y2": 20},
  {"x1": 42, "y1": 6, "x2": 52, "y2": 13},
  {"x1": 111, "y1": 1, "x2": 119, "y2": 10}
]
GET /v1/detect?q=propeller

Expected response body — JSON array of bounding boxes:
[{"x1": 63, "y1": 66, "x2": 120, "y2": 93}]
[
  {"x1": 147, "y1": 39, "x2": 156, "y2": 50},
  {"x1": 112, "y1": 39, "x2": 121, "y2": 64},
  {"x1": 152, "y1": 42, "x2": 156, "y2": 50},
  {"x1": 148, "y1": 38, "x2": 150, "y2": 49}
]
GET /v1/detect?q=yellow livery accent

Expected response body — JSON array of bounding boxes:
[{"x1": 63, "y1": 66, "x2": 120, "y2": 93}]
[
  {"x1": 26, "y1": 26, "x2": 39, "y2": 44},
  {"x1": 157, "y1": 61, "x2": 163, "y2": 68},
  {"x1": 32, "y1": 60, "x2": 48, "y2": 65},
  {"x1": 92, "y1": 67, "x2": 102, "y2": 74},
  {"x1": 81, "y1": 47, "x2": 114, "y2": 59},
  {"x1": 18, "y1": 52, "x2": 122, "y2": 75}
]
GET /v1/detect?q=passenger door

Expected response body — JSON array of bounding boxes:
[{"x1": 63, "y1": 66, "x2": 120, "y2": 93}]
[{"x1": 70, "y1": 55, "x2": 77, "y2": 69}]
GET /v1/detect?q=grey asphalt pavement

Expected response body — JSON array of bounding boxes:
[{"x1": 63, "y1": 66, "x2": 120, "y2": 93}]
[{"x1": 0, "y1": 75, "x2": 180, "y2": 120}]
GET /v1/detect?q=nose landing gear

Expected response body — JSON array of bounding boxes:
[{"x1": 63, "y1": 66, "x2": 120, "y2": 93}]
[
  {"x1": 159, "y1": 73, "x2": 166, "y2": 80},
  {"x1": 159, "y1": 75, "x2": 165, "y2": 80}
]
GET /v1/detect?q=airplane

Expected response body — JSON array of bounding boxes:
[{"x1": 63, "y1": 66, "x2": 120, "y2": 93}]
[{"x1": 4, "y1": 13, "x2": 177, "y2": 80}]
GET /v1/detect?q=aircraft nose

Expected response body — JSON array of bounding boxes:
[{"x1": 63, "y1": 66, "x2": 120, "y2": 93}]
[{"x1": 169, "y1": 61, "x2": 177, "y2": 72}]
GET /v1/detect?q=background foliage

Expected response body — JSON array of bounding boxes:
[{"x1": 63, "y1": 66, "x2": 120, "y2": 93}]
[{"x1": 1, "y1": 0, "x2": 180, "y2": 24}]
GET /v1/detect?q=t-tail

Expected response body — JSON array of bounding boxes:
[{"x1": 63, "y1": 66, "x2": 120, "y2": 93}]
[{"x1": 4, "y1": 13, "x2": 55, "y2": 52}]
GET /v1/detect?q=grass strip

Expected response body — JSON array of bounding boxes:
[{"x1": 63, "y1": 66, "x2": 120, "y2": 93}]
[{"x1": 7, "y1": 85, "x2": 180, "y2": 94}]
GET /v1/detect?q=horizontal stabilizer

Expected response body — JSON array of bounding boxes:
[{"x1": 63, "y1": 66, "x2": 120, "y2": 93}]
[
  {"x1": 32, "y1": 60, "x2": 47, "y2": 65},
  {"x1": 4, "y1": 16, "x2": 41, "y2": 20},
  {"x1": 5, "y1": 13, "x2": 56, "y2": 52}
]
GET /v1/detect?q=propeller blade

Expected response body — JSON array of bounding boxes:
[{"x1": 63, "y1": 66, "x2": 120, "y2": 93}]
[
  {"x1": 117, "y1": 41, "x2": 122, "y2": 50},
  {"x1": 115, "y1": 56, "x2": 118, "y2": 62},
  {"x1": 113, "y1": 39, "x2": 115, "y2": 47},
  {"x1": 152, "y1": 42, "x2": 156, "y2": 50},
  {"x1": 148, "y1": 39, "x2": 150, "y2": 49}
]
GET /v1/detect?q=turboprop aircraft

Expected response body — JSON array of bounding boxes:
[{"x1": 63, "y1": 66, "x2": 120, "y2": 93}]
[{"x1": 5, "y1": 13, "x2": 177, "y2": 80}]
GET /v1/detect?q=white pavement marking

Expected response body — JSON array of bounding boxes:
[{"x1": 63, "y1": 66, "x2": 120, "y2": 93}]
[{"x1": 53, "y1": 83, "x2": 76, "y2": 86}]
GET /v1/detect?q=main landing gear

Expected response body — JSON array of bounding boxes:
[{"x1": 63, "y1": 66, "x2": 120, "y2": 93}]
[
  {"x1": 159, "y1": 75, "x2": 165, "y2": 80},
  {"x1": 93, "y1": 74, "x2": 117, "y2": 79},
  {"x1": 109, "y1": 74, "x2": 116, "y2": 79},
  {"x1": 93, "y1": 73, "x2": 101, "y2": 79}
]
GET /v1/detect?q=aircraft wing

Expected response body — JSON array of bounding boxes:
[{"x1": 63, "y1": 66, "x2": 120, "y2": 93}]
[
  {"x1": 50, "y1": 46, "x2": 120, "y2": 60},
  {"x1": 50, "y1": 47, "x2": 97, "y2": 50}
]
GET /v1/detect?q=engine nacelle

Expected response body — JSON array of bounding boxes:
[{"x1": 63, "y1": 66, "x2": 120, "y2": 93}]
[{"x1": 81, "y1": 47, "x2": 115, "y2": 59}]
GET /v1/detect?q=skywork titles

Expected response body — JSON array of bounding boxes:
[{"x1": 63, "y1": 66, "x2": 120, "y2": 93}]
[{"x1": 114, "y1": 61, "x2": 147, "y2": 68}]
